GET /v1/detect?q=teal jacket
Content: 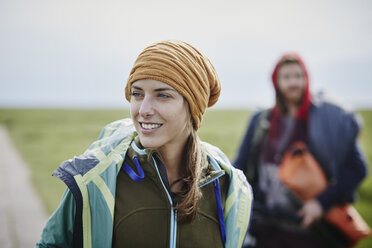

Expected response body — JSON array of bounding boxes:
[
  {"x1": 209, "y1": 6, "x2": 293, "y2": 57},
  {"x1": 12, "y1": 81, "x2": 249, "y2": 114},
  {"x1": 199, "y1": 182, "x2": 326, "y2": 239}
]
[{"x1": 36, "y1": 119, "x2": 253, "y2": 248}]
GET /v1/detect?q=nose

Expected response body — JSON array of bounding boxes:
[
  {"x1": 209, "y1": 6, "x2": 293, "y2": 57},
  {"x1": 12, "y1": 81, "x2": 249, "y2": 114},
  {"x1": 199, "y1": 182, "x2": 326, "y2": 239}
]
[
  {"x1": 138, "y1": 96, "x2": 155, "y2": 117},
  {"x1": 288, "y1": 75, "x2": 302, "y2": 87},
  {"x1": 288, "y1": 77, "x2": 298, "y2": 86}
]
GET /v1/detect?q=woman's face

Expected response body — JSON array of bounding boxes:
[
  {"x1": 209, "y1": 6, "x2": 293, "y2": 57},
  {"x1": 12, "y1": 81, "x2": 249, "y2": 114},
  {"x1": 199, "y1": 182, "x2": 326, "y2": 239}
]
[
  {"x1": 130, "y1": 79, "x2": 191, "y2": 151},
  {"x1": 277, "y1": 63, "x2": 306, "y2": 105}
]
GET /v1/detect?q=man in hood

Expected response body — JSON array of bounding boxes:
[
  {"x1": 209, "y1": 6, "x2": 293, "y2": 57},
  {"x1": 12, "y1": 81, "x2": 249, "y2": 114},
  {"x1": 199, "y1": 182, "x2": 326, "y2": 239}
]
[{"x1": 234, "y1": 54, "x2": 368, "y2": 248}]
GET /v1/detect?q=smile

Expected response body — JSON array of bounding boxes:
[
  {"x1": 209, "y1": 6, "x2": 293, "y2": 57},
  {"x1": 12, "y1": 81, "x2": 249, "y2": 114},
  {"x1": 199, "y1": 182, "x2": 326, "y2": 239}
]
[{"x1": 140, "y1": 122, "x2": 162, "y2": 130}]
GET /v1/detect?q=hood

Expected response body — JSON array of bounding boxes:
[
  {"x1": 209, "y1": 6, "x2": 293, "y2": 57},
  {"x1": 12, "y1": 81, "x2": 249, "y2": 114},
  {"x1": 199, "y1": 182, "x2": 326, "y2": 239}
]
[{"x1": 271, "y1": 53, "x2": 311, "y2": 120}]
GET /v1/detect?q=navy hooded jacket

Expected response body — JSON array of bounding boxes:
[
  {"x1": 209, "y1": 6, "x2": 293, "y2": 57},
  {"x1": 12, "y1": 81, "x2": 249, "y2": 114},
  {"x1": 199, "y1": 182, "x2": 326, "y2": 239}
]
[{"x1": 233, "y1": 93, "x2": 368, "y2": 211}]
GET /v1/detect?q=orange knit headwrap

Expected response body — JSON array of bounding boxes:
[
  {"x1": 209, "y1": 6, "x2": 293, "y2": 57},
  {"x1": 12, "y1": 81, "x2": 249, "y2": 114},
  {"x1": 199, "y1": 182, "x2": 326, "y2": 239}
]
[{"x1": 125, "y1": 40, "x2": 221, "y2": 130}]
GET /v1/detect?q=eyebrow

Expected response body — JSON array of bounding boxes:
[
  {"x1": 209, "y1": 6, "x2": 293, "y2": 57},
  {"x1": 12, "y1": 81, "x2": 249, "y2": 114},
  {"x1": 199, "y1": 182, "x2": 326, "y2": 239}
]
[
  {"x1": 131, "y1": 85, "x2": 176, "y2": 92},
  {"x1": 154, "y1": 87, "x2": 176, "y2": 92}
]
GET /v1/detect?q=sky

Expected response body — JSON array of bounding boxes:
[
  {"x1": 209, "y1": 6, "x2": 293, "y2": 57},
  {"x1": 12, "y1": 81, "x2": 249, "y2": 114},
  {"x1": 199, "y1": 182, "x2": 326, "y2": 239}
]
[{"x1": 0, "y1": 0, "x2": 371, "y2": 110}]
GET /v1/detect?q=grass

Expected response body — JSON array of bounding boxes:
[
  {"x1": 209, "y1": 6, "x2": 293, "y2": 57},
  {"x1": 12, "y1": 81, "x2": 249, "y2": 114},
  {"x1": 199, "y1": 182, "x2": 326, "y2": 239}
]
[
  {"x1": 354, "y1": 110, "x2": 372, "y2": 247},
  {"x1": 0, "y1": 109, "x2": 131, "y2": 214},
  {"x1": 0, "y1": 108, "x2": 371, "y2": 247}
]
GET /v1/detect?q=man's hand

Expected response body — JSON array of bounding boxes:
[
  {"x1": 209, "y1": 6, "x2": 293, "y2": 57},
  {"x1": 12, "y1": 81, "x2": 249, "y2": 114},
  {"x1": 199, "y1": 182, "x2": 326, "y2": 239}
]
[{"x1": 297, "y1": 199, "x2": 323, "y2": 227}]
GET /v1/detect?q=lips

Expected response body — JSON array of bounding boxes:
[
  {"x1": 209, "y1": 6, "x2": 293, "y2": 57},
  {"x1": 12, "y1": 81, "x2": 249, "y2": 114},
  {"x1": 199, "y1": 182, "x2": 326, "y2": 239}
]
[{"x1": 139, "y1": 122, "x2": 162, "y2": 130}]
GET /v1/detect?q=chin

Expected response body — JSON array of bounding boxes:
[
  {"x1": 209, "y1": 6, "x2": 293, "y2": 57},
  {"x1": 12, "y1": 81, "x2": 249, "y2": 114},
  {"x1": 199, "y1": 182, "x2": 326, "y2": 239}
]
[
  {"x1": 288, "y1": 95, "x2": 303, "y2": 104},
  {"x1": 138, "y1": 136, "x2": 161, "y2": 149}
]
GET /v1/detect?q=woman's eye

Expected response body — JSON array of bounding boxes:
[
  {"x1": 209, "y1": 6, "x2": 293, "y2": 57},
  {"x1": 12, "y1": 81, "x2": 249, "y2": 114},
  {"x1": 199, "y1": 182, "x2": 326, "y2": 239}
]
[
  {"x1": 131, "y1": 92, "x2": 142, "y2": 97},
  {"x1": 158, "y1": 93, "x2": 170, "y2": 98}
]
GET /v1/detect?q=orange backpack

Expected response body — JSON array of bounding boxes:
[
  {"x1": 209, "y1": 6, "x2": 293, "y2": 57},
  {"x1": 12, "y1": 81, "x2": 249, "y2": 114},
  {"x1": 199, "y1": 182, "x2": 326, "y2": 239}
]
[{"x1": 278, "y1": 141, "x2": 371, "y2": 246}]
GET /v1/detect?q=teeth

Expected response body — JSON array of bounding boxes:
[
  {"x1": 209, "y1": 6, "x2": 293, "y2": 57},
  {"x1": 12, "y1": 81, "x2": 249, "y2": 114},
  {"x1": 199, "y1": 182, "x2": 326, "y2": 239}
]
[{"x1": 141, "y1": 123, "x2": 161, "y2": 130}]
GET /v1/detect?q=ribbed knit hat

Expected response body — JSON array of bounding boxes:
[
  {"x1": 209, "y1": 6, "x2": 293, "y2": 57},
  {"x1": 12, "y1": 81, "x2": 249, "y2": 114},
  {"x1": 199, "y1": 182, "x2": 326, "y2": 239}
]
[{"x1": 125, "y1": 40, "x2": 221, "y2": 130}]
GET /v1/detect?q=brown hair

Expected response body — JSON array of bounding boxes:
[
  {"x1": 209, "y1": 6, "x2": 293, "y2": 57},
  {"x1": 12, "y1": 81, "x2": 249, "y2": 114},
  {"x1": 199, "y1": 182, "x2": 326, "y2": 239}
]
[
  {"x1": 275, "y1": 56, "x2": 304, "y2": 114},
  {"x1": 173, "y1": 118, "x2": 206, "y2": 223}
]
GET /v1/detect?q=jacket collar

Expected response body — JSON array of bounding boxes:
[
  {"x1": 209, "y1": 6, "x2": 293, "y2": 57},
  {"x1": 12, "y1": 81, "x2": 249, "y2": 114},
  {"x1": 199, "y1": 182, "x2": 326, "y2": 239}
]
[{"x1": 128, "y1": 136, "x2": 225, "y2": 188}]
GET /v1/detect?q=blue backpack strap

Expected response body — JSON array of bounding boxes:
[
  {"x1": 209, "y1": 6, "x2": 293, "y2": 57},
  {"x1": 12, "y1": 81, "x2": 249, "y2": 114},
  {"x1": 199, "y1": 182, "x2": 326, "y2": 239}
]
[
  {"x1": 214, "y1": 178, "x2": 226, "y2": 244},
  {"x1": 122, "y1": 156, "x2": 145, "y2": 182},
  {"x1": 207, "y1": 154, "x2": 227, "y2": 244}
]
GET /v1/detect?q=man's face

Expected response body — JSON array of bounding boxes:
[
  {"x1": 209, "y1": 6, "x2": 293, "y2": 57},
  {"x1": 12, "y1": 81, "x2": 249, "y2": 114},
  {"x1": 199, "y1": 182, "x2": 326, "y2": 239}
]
[{"x1": 277, "y1": 63, "x2": 306, "y2": 105}]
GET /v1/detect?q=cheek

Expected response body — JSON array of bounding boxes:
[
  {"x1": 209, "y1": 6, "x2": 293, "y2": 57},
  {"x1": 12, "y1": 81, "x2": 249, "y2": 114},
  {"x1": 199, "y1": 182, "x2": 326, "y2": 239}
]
[
  {"x1": 130, "y1": 101, "x2": 139, "y2": 118},
  {"x1": 166, "y1": 103, "x2": 190, "y2": 128},
  {"x1": 299, "y1": 79, "x2": 306, "y2": 90},
  {"x1": 277, "y1": 80, "x2": 288, "y2": 93}
]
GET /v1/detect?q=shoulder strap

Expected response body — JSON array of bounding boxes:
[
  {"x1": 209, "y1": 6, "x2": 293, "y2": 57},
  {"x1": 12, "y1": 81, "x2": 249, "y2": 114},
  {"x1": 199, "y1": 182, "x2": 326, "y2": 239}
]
[
  {"x1": 246, "y1": 109, "x2": 271, "y2": 183},
  {"x1": 252, "y1": 109, "x2": 271, "y2": 149}
]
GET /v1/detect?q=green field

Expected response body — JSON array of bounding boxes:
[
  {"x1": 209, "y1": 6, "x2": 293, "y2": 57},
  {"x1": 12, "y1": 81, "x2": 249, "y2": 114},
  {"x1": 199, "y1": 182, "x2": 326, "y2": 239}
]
[{"x1": 0, "y1": 109, "x2": 371, "y2": 247}]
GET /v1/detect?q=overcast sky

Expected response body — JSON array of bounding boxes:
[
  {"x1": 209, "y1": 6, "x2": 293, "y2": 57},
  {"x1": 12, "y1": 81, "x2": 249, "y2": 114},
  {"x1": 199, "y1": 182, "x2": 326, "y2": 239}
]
[{"x1": 1, "y1": 0, "x2": 371, "y2": 109}]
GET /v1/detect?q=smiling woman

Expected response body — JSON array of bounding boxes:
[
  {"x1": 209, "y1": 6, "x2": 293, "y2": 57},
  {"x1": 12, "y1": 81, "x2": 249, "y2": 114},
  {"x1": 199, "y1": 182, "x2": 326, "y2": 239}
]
[
  {"x1": 35, "y1": 40, "x2": 253, "y2": 248},
  {"x1": 130, "y1": 79, "x2": 190, "y2": 152},
  {"x1": 129, "y1": 79, "x2": 192, "y2": 194}
]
